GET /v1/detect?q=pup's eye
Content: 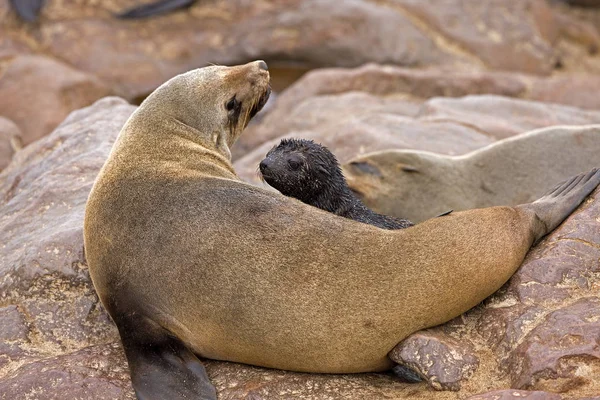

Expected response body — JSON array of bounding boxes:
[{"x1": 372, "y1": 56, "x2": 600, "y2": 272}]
[
  {"x1": 226, "y1": 97, "x2": 238, "y2": 111},
  {"x1": 288, "y1": 160, "x2": 301, "y2": 170}
]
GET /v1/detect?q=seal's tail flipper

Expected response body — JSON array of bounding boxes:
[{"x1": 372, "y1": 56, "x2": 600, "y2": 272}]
[
  {"x1": 115, "y1": 313, "x2": 217, "y2": 400},
  {"x1": 116, "y1": 0, "x2": 196, "y2": 19},
  {"x1": 522, "y1": 167, "x2": 600, "y2": 244}
]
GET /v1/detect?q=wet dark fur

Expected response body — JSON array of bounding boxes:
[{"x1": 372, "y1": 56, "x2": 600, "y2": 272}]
[{"x1": 259, "y1": 139, "x2": 413, "y2": 230}]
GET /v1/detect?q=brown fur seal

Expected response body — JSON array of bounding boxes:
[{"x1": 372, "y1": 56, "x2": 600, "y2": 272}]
[
  {"x1": 343, "y1": 125, "x2": 600, "y2": 223},
  {"x1": 84, "y1": 61, "x2": 600, "y2": 400},
  {"x1": 259, "y1": 138, "x2": 413, "y2": 229}
]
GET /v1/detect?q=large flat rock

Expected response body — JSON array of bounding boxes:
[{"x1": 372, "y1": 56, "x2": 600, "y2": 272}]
[
  {"x1": 2, "y1": 0, "x2": 600, "y2": 148},
  {"x1": 234, "y1": 63, "x2": 600, "y2": 160}
]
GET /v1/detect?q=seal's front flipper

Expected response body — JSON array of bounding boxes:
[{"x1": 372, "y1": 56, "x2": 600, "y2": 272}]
[
  {"x1": 520, "y1": 167, "x2": 600, "y2": 244},
  {"x1": 116, "y1": 314, "x2": 217, "y2": 400}
]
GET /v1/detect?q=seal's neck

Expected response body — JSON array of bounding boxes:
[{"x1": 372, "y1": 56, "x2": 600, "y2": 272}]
[
  {"x1": 309, "y1": 170, "x2": 359, "y2": 215},
  {"x1": 116, "y1": 108, "x2": 237, "y2": 180}
]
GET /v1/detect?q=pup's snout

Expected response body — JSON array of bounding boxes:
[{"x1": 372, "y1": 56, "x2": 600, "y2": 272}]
[{"x1": 259, "y1": 159, "x2": 271, "y2": 173}]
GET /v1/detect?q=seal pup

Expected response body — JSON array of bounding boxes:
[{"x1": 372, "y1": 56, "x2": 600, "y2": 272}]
[
  {"x1": 343, "y1": 125, "x2": 600, "y2": 223},
  {"x1": 84, "y1": 61, "x2": 600, "y2": 400},
  {"x1": 259, "y1": 138, "x2": 413, "y2": 229}
]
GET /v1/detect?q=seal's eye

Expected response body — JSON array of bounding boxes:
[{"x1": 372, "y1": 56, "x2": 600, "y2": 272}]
[
  {"x1": 226, "y1": 97, "x2": 238, "y2": 111},
  {"x1": 288, "y1": 159, "x2": 301, "y2": 171}
]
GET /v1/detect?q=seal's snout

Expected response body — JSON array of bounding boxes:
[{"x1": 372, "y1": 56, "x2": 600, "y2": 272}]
[
  {"x1": 259, "y1": 159, "x2": 271, "y2": 174},
  {"x1": 257, "y1": 60, "x2": 269, "y2": 71}
]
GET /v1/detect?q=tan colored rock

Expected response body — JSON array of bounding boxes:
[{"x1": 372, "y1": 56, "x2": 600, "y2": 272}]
[
  {"x1": 0, "y1": 116, "x2": 21, "y2": 171},
  {"x1": 2, "y1": 0, "x2": 599, "y2": 100},
  {"x1": 0, "y1": 55, "x2": 112, "y2": 146},
  {"x1": 418, "y1": 95, "x2": 600, "y2": 140},
  {"x1": 0, "y1": 343, "x2": 135, "y2": 400},
  {"x1": 466, "y1": 390, "x2": 562, "y2": 400},
  {"x1": 389, "y1": 330, "x2": 479, "y2": 391},
  {"x1": 235, "y1": 64, "x2": 600, "y2": 159}
]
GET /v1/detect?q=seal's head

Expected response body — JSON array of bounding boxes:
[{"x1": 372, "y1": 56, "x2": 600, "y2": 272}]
[
  {"x1": 137, "y1": 60, "x2": 271, "y2": 159},
  {"x1": 259, "y1": 138, "x2": 346, "y2": 203}
]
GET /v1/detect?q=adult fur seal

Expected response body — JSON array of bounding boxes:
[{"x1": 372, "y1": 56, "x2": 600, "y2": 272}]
[
  {"x1": 259, "y1": 138, "x2": 413, "y2": 229},
  {"x1": 343, "y1": 125, "x2": 600, "y2": 223},
  {"x1": 84, "y1": 61, "x2": 600, "y2": 400}
]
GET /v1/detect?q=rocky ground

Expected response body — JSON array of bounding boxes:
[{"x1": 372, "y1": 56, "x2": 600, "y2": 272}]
[{"x1": 1, "y1": 1, "x2": 600, "y2": 399}]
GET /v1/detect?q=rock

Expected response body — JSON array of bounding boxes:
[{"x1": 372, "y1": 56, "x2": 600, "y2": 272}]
[
  {"x1": 235, "y1": 64, "x2": 600, "y2": 160},
  {"x1": 483, "y1": 186, "x2": 600, "y2": 394},
  {"x1": 0, "y1": 97, "x2": 135, "y2": 396},
  {"x1": 506, "y1": 298, "x2": 600, "y2": 392},
  {"x1": 3, "y1": 0, "x2": 597, "y2": 99},
  {"x1": 0, "y1": 116, "x2": 21, "y2": 171},
  {"x1": 0, "y1": 343, "x2": 135, "y2": 400},
  {"x1": 418, "y1": 95, "x2": 600, "y2": 140},
  {"x1": 343, "y1": 125, "x2": 600, "y2": 222},
  {"x1": 466, "y1": 389, "x2": 562, "y2": 400},
  {"x1": 389, "y1": 330, "x2": 479, "y2": 391},
  {"x1": 1, "y1": 1, "x2": 599, "y2": 147},
  {"x1": 0, "y1": 97, "x2": 134, "y2": 294},
  {"x1": 0, "y1": 55, "x2": 112, "y2": 146}
]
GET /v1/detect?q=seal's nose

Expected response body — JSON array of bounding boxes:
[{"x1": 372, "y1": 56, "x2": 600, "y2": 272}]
[
  {"x1": 259, "y1": 159, "x2": 271, "y2": 173},
  {"x1": 257, "y1": 60, "x2": 268, "y2": 71}
]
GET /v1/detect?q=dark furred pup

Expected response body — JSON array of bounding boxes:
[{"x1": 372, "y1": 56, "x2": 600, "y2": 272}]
[{"x1": 259, "y1": 138, "x2": 413, "y2": 230}]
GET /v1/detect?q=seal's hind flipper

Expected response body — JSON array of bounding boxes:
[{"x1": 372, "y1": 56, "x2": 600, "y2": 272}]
[
  {"x1": 521, "y1": 167, "x2": 600, "y2": 244},
  {"x1": 115, "y1": 313, "x2": 216, "y2": 400},
  {"x1": 9, "y1": 0, "x2": 44, "y2": 22},
  {"x1": 116, "y1": 0, "x2": 196, "y2": 19}
]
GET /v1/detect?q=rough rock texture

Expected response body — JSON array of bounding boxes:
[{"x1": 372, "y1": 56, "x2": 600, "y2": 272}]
[
  {"x1": 389, "y1": 330, "x2": 479, "y2": 391},
  {"x1": 1, "y1": 98, "x2": 599, "y2": 399},
  {"x1": 2, "y1": 0, "x2": 599, "y2": 98},
  {"x1": 2, "y1": 0, "x2": 600, "y2": 146},
  {"x1": 465, "y1": 390, "x2": 563, "y2": 400},
  {"x1": 0, "y1": 116, "x2": 21, "y2": 171},
  {"x1": 0, "y1": 97, "x2": 135, "y2": 399},
  {"x1": 0, "y1": 55, "x2": 112, "y2": 146},
  {"x1": 234, "y1": 63, "x2": 600, "y2": 160}
]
